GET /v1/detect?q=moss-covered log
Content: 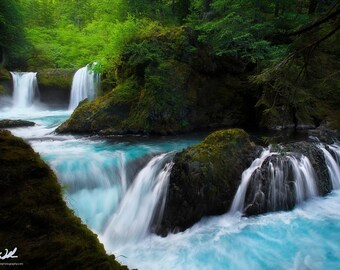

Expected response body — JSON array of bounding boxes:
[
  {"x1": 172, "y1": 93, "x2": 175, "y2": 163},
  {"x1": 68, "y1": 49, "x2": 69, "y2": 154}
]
[{"x1": 0, "y1": 130, "x2": 127, "y2": 270}]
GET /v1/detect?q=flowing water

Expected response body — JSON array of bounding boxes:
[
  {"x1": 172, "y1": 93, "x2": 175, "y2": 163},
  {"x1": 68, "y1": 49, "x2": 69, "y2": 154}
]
[
  {"x1": 69, "y1": 65, "x2": 100, "y2": 110},
  {"x1": 10, "y1": 72, "x2": 39, "y2": 109},
  {"x1": 1, "y1": 76, "x2": 340, "y2": 270}
]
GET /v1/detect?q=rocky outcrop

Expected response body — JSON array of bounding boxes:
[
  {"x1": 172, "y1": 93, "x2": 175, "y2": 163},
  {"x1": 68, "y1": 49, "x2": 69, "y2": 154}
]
[
  {"x1": 157, "y1": 129, "x2": 258, "y2": 234},
  {"x1": 158, "y1": 129, "x2": 339, "y2": 234},
  {"x1": 37, "y1": 69, "x2": 74, "y2": 108},
  {"x1": 57, "y1": 27, "x2": 256, "y2": 135},
  {"x1": 0, "y1": 119, "x2": 35, "y2": 128},
  {"x1": 0, "y1": 130, "x2": 127, "y2": 270}
]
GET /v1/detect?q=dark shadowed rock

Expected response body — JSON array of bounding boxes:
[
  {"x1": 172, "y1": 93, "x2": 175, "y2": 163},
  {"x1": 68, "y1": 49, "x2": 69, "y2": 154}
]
[
  {"x1": 158, "y1": 129, "x2": 258, "y2": 234},
  {"x1": 0, "y1": 119, "x2": 35, "y2": 128},
  {"x1": 0, "y1": 130, "x2": 127, "y2": 270}
]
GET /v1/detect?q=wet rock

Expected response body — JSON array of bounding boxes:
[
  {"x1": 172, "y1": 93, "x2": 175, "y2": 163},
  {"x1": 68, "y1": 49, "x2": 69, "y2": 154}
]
[
  {"x1": 0, "y1": 119, "x2": 35, "y2": 128},
  {"x1": 158, "y1": 129, "x2": 258, "y2": 234},
  {"x1": 0, "y1": 130, "x2": 127, "y2": 270}
]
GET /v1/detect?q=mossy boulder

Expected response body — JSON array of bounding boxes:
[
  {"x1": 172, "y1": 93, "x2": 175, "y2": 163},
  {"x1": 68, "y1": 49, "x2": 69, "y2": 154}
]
[
  {"x1": 37, "y1": 69, "x2": 74, "y2": 89},
  {"x1": 0, "y1": 66, "x2": 11, "y2": 80},
  {"x1": 0, "y1": 119, "x2": 35, "y2": 128},
  {"x1": 157, "y1": 129, "x2": 258, "y2": 234},
  {"x1": 58, "y1": 27, "x2": 256, "y2": 135},
  {"x1": 37, "y1": 69, "x2": 75, "y2": 107},
  {"x1": 0, "y1": 130, "x2": 127, "y2": 270}
]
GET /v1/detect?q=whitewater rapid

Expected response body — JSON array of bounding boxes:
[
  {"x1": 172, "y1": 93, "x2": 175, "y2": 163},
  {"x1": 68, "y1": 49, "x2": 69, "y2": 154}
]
[{"x1": 1, "y1": 109, "x2": 340, "y2": 270}]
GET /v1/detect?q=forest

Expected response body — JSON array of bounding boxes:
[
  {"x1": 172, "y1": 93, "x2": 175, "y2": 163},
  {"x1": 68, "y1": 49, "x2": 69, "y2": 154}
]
[{"x1": 1, "y1": 0, "x2": 339, "y2": 131}]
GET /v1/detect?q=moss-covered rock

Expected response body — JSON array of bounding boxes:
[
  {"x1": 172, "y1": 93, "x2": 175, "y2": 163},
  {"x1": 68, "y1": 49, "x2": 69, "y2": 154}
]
[
  {"x1": 37, "y1": 69, "x2": 74, "y2": 89},
  {"x1": 157, "y1": 129, "x2": 258, "y2": 234},
  {"x1": 57, "y1": 27, "x2": 256, "y2": 135},
  {"x1": 0, "y1": 66, "x2": 11, "y2": 80},
  {"x1": 37, "y1": 69, "x2": 75, "y2": 107},
  {"x1": 0, "y1": 130, "x2": 127, "y2": 270},
  {"x1": 0, "y1": 119, "x2": 35, "y2": 128}
]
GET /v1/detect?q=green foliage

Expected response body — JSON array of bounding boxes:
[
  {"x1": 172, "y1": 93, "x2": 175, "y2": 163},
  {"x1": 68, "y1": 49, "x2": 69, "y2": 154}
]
[
  {"x1": 0, "y1": 0, "x2": 29, "y2": 67},
  {"x1": 253, "y1": 15, "x2": 340, "y2": 129}
]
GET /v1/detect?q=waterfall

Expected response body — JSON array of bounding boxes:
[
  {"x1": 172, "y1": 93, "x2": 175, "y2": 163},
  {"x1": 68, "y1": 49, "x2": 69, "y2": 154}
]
[
  {"x1": 230, "y1": 148, "x2": 273, "y2": 213},
  {"x1": 69, "y1": 65, "x2": 100, "y2": 110},
  {"x1": 102, "y1": 153, "x2": 174, "y2": 247},
  {"x1": 318, "y1": 144, "x2": 340, "y2": 189},
  {"x1": 10, "y1": 72, "x2": 39, "y2": 109},
  {"x1": 288, "y1": 155, "x2": 318, "y2": 203},
  {"x1": 230, "y1": 148, "x2": 319, "y2": 215}
]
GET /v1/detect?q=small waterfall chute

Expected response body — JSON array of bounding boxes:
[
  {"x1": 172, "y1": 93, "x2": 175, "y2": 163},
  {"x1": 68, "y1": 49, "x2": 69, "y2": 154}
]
[
  {"x1": 10, "y1": 72, "x2": 39, "y2": 109},
  {"x1": 230, "y1": 148, "x2": 273, "y2": 213},
  {"x1": 69, "y1": 64, "x2": 101, "y2": 110},
  {"x1": 318, "y1": 144, "x2": 340, "y2": 189},
  {"x1": 102, "y1": 152, "x2": 174, "y2": 247},
  {"x1": 230, "y1": 147, "x2": 319, "y2": 215}
]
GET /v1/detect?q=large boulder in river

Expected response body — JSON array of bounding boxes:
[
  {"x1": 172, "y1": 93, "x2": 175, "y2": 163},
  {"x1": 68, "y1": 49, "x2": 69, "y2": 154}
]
[{"x1": 157, "y1": 129, "x2": 258, "y2": 234}]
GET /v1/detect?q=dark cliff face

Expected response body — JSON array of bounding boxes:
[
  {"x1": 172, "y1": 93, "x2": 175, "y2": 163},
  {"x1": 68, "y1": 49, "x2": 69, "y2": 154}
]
[
  {"x1": 57, "y1": 27, "x2": 257, "y2": 135},
  {"x1": 0, "y1": 130, "x2": 127, "y2": 270},
  {"x1": 157, "y1": 129, "x2": 258, "y2": 235}
]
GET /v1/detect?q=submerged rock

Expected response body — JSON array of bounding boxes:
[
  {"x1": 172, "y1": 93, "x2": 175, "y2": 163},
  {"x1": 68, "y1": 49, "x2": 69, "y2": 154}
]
[
  {"x1": 0, "y1": 119, "x2": 35, "y2": 128},
  {"x1": 158, "y1": 129, "x2": 258, "y2": 234},
  {"x1": 0, "y1": 130, "x2": 127, "y2": 270}
]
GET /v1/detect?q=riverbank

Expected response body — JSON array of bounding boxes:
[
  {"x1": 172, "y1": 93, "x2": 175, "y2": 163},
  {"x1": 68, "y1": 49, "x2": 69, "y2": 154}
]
[{"x1": 0, "y1": 129, "x2": 127, "y2": 270}]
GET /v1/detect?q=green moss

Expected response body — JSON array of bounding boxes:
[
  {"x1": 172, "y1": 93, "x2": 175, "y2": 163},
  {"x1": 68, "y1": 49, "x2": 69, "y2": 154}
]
[
  {"x1": 0, "y1": 84, "x2": 5, "y2": 95},
  {"x1": 0, "y1": 66, "x2": 11, "y2": 80},
  {"x1": 159, "y1": 129, "x2": 257, "y2": 232},
  {"x1": 0, "y1": 130, "x2": 127, "y2": 270},
  {"x1": 37, "y1": 69, "x2": 75, "y2": 88},
  {"x1": 58, "y1": 26, "x2": 253, "y2": 135}
]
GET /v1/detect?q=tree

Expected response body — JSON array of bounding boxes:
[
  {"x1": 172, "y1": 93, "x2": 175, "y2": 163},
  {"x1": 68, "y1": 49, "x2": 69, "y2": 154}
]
[{"x1": 0, "y1": 0, "x2": 26, "y2": 67}]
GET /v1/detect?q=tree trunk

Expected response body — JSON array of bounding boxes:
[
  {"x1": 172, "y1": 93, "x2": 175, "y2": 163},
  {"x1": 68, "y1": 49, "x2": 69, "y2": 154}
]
[
  {"x1": 255, "y1": 0, "x2": 261, "y2": 22},
  {"x1": 275, "y1": 0, "x2": 280, "y2": 17},
  {"x1": 204, "y1": 0, "x2": 212, "y2": 12},
  {"x1": 172, "y1": 0, "x2": 175, "y2": 17},
  {"x1": 1, "y1": 47, "x2": 7, "y2": 68},
  {"x1": 309, "y1": 0, "x2": 318, "y2": 14}
]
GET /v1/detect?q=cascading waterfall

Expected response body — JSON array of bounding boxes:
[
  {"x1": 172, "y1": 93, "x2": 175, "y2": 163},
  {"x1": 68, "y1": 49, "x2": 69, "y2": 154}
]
[
  {"x1": 318, "y1": 144, "x2": 340, "y2": 189},
  {"x1": 230, "y1": 148, "x2": 273, "y2": 213},
  {"x1": 288, "y1": 155, "x2": 318, "y2": 203},
  {"x1": 10, "y1": 72, "x2": 39, "y2": 109},
  {"x1": 230, "y1": 148, "x2": 319, "y2": 215},
  {"x1": 102, "y1": 153, "x2": 174, "y2": 247},
  {"x1": 231, "y1": 142, "x2": 340, "y2": 215},
  {"x1": 69, "y1": 65, "x2": 100, "y2": 110},
  {"x1": 329, "y1": 143, "x2": 340, "y2": 164},
  {"x1": 3, "y1": 108, "x2": 340, "y2": 270}
]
